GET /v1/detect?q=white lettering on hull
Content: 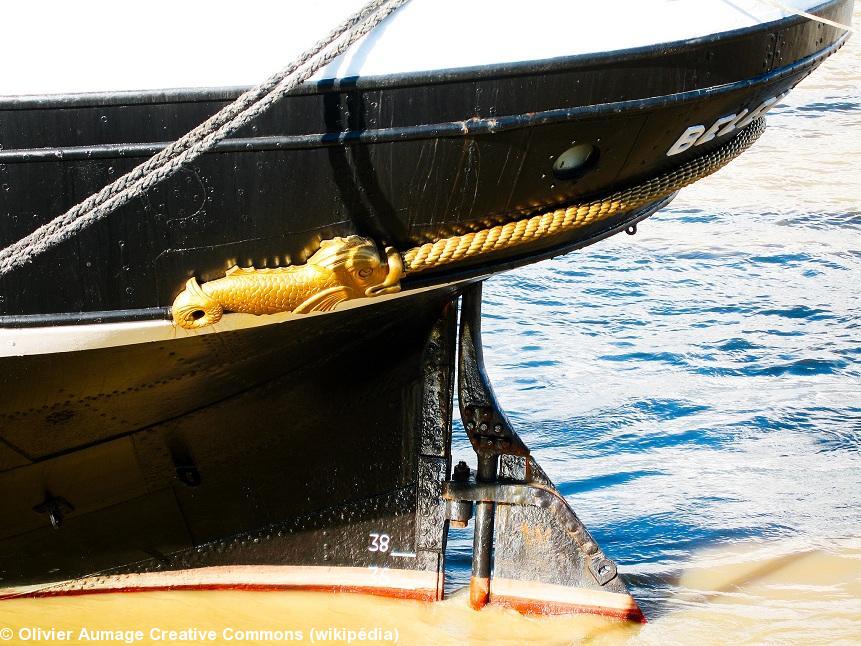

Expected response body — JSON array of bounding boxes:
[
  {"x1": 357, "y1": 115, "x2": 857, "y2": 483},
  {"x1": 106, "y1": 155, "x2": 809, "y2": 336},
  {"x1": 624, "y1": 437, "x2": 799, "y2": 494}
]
[{"x1": 666, "y1": 91, "x2": 789, "y2": 156}]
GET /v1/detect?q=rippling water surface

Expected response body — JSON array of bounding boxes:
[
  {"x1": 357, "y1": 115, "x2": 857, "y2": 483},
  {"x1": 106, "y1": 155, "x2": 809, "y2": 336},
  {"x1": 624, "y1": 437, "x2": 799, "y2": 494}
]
[
  {"x1": 2, "y1": 10, "x2": 859, "y2": 646},
  {"x1": 444, "y1": 11, "x2": 861, "y2": 640}
]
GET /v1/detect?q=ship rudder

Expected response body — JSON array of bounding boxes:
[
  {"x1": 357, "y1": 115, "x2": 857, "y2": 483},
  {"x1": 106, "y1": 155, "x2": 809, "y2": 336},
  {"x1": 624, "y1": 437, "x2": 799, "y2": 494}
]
[{"x1": 446, "y1": 282, "x2": 644, "y2": 620}]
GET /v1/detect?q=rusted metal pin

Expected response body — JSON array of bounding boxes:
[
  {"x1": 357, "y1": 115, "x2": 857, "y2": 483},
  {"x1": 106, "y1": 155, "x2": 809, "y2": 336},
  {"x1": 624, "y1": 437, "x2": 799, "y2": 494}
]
[{"x1": 470, "y1": 451, "x2": 498, "y2": 610}]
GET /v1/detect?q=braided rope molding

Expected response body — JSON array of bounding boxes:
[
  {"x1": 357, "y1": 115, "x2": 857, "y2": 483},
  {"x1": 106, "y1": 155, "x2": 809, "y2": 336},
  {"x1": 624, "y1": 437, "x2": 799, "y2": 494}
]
[{"x1": 402, "y1": 118, "x2": 766, "y2": 274}]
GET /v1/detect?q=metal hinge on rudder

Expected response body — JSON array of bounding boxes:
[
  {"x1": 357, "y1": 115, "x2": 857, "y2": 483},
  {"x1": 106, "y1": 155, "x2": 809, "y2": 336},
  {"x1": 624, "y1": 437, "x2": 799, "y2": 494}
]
[{"x1": 445, "y1": 282, "x2": 644, "y2": 621}]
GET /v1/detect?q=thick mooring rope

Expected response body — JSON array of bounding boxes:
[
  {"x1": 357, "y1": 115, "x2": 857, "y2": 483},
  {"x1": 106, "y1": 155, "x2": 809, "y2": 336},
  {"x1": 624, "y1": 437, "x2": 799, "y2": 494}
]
[
  {"x1": 759, "y1": 0, "x2": 854, "y2": 33},
  {"x1": 401, "y1": 118, "x2": 766, "y2": 274},
  {"x1": 0, "y1": 0, "x2": 410, "y2": 278}
]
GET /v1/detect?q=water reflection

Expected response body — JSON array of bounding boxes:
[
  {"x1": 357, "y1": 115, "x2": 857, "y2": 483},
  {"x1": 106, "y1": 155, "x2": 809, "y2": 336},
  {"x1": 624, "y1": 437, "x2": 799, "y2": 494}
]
[{"x1": 453, "y1": 5, "x2": 861, "y2": 636}]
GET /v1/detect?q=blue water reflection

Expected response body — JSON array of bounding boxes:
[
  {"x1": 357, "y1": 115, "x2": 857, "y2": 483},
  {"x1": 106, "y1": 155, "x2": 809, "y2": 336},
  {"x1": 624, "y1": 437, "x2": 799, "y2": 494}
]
[{"x1": 444, "y1": 79, "x2": 861, "y2": 614}]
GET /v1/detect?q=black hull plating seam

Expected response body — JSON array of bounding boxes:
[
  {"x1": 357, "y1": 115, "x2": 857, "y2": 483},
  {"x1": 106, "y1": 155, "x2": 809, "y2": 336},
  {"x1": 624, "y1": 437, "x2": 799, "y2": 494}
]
[
  {"x1": 0, "y1": 0, "x2": 847, "y2": 110},
  {"x1": 0, "y1": 33, "x2": 848, "y2": 166},
  {"x1": 0, "y1": 306, "x2": 171, "y2": 328},
  {"x1": 0, "y1": 287, "x2": 460, "y2": 461},
  {"x1": 0, "y1": 290, "x2": 458, "y2": 587}
]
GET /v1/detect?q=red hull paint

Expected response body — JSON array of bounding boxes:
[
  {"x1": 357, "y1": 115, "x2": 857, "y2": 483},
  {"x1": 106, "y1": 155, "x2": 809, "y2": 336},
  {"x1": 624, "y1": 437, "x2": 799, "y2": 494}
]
[
  {"x1": 492, "y1": 595, "x2": 647, "y2": 623},
  {"x1": 3, "y1": 578, "x2": 649, "y2": 625},
  {"x1": 469, "y1": 576, "x2": 490, "y2": 610},
  {"x1": 0, "y1": 582, "x2": 439, "y2": 603}
]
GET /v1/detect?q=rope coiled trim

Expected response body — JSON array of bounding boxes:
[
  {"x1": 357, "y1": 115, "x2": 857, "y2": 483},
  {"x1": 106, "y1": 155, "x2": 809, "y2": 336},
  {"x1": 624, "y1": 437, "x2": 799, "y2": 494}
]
[{"x1": 401, "y1": 118, "x2": 766, "y2": 274}]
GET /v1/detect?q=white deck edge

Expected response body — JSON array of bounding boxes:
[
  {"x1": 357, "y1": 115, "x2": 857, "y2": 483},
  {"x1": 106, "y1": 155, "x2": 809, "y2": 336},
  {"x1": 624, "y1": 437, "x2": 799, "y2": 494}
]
[{"x1": 0, "y1": 279, "x2": 475, "y2": 357}]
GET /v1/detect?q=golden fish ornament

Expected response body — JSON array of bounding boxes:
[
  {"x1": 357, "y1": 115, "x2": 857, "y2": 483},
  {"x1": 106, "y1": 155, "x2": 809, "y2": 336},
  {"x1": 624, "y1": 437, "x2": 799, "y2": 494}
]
[{"x1": 171, "y1": 236, "x2": 403, "y2": 329}]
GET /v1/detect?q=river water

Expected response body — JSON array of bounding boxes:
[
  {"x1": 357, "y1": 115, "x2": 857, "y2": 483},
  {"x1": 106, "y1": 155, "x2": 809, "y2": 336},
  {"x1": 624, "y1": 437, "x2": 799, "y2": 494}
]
[{"x1": 2, "y1": 11, "x2": 859, "y2": 646}]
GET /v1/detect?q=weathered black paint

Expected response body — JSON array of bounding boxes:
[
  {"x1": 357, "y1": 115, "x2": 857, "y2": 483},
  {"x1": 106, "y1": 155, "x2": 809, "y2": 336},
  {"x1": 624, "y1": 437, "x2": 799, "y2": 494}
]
[
  {"x1": 0, "y1": 0, "x2": 851, "y2": 317},
  {"x1": 0, "y1": 289, "x2": 457, "y2": 590},
  {"x1": 494, "y1": 455, "x2": 632, "y2": 598}
]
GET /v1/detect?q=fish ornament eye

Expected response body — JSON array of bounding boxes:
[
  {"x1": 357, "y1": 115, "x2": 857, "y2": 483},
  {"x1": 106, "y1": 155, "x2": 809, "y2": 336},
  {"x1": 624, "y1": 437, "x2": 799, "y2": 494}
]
[{"x1": 348, "y1": 258, "x2": 381, "y2": 286}]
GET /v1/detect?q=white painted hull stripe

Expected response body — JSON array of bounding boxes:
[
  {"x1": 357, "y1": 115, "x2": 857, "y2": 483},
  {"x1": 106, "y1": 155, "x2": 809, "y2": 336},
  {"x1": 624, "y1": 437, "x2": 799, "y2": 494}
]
[
  {"x1": 490, "y1": 577, "x2": 640, "y2": 612},
  {"x1": 0, "y1": 565, "x2": 439, "y2": 599}
]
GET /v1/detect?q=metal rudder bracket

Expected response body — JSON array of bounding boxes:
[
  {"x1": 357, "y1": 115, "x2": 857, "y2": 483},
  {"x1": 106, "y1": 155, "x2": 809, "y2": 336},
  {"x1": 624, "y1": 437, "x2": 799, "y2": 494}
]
[{"x1": 446, "y1": 282, "x2": 644, "y2": 621}]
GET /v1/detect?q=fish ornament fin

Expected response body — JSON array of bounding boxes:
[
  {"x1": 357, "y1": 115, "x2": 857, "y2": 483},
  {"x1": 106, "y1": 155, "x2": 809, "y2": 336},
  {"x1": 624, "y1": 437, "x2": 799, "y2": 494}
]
[{"x1": 293, "y1": 286, "x2": 352, "y2": 313}]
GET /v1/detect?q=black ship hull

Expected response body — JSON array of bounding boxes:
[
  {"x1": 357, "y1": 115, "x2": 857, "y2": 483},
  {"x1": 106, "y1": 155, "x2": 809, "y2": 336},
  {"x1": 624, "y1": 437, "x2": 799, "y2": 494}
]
[
  {"x1": 1, "y1": 288, "x2": 458, "y2": 602},
  {"x1": 0, "y1": 0, "x2": 851, "y2": 317},
  {"x1": 0, "y1": 0, "x2": 853, "y2": 619},
  {"x1": 0, "y1": 282, "x2": 647, "y2": 619}
]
